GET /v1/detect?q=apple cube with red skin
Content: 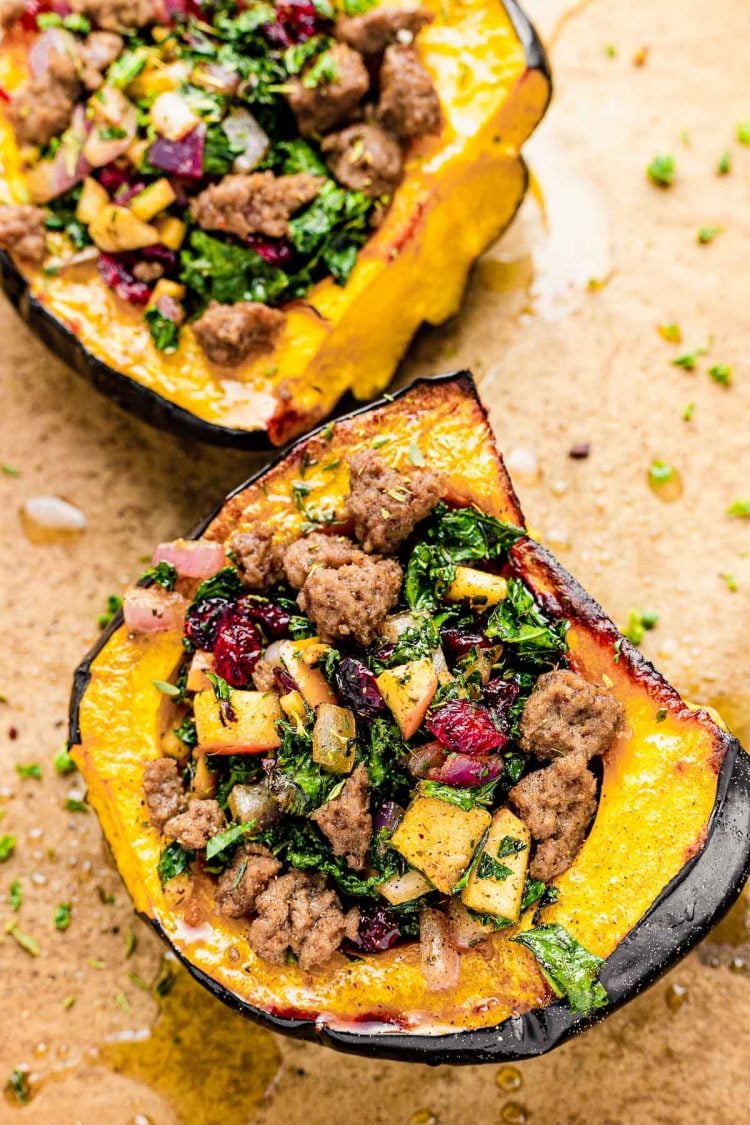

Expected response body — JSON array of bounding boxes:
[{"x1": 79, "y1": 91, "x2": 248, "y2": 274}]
[{"x1": 376, "y1": 658, "x2": 438, "y2": 739}]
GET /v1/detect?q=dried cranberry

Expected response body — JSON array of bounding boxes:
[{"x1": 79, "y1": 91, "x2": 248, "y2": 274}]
[
  {"x1": 141, "y1": 243, "x2": 179, "y2": 271},
  {"x1": 98, "y1": 254, "x2": 152, "y2": 305},
  {"x1": 184, "y1": 596, "x2": 231, "y2": 651},
  {"x1": 264, "y1": 0, "x2": 321, "y2": 47},
  {"x1": 213, "y1": 605, "x2": 263, "y2": 687},
  {"x1": 483, "y1": 678, "x2": 520, "y2": 719},
  {"x1": 425, "y1": 700, "x2": 508, "y2": 756},
  {"x1": 239, "y1": 598, "x2": 291, "y2": 640},
  {"x1": 246, "y1": 235, "x2": 294, "y2": 267},
  {"x1": 20, "y1": 0, "x2": 50, "y2": 31},
  {"x1": 113, "y1": 180, "x2": 147, "y2": 205},
  {"x1": 0, "y1": 88, "x2": 10, "y2": 104},
  {"x1": 98, "y1": 165, "x2": 132, "y2": 196},
  {"x1": 334, "y1": 657, "x2": 385, "y2": 721},
  {"x1": 275, "y1": 667, "x2": 298, "y2": 695},
  {"x1": 440, "y1": 626, "x2": 492, "y2": 660},
  {"x1": 351, "y1": 904, "x2": 402, "y2": 954},
  {"x1": 427, "y1": 753, "x2": 504, "y2": 787}
]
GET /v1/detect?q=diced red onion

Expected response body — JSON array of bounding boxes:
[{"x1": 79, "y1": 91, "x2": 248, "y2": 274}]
[
  {"x1": 427, "y1": 753, "x2": 504, "y2": 787},
  {"x1": 148, "y1": 125, "x2": 206, "y2": 179},
  {"x1": 152, "y1": 538, "x2": 227, "y2": 579},
  {"x1": 82, "y1": 87, "x2": 137, "y2": 168},
  {"x1": 373, "y1": 801, "x2": 404, "y2": 834},
  {"x1": 420, "y1": 908, "x2": 460, "y2": 992},
  {"x1": 123, "y1": 586, "x2": 186, "y2": 633},
  {"x1": 447, "y1": 900, "x2": 494, "y2": 950},
  {"x1": 26, "y1": 104, "x2": 90, "y2": 204},
  {"x1": 222, "y1": 108, "x2": 269, "y2": 173},
  {"x1": 407, "y1": 741, "x2": 446, "y2": 779},
  {"x1": 28, "y1": 28, "x2": 75, "y2": 78}
]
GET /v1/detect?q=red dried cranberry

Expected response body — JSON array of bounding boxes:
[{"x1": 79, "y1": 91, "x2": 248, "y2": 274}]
[
  {"x1": 98, "y1": 165, "x2": 132, "y2": 196},
  {"x1": 239, "y1": 598, "x2": 291, "y2": 640},
  {"x1": 184, "y1": 596, "x2": 231, "y2": 651},
  {"x1": 427, "y1": 753, "x2": 504, "y2": 787},
  {"x1": 483, "y1": 677, "x2": 520, "y2": 720},
  {"x1": 264, "y1": 0, "x2": 320, "y2": 47},
  {"x1": 0, "y1": 88, "x2": 10, "y2": 104},
  {"x1": 440, "y1": 626, "x2": 492, "y2": 660},
  {"x1": 213, "y1": 605, "x2": 263, "y2": 687},
  {"x1": 20, "y1": 0, "x2": 50, "y2": 31},
  {"x1": 141, "y1": 243, "x2": 179, "y2": 271},
  {"x1": 246, "y1": 235, "x2": 294, "y2": 267},
  {"x1": 351, "y1": 904, "x2": 402, "y2": 954},
  {"x1": 334, "y1": 657, "x2": 385, "y2": 721},
  {"x1": 275, "y1": 667, "x2": 297, "y2": 695},
  {"x1": 425, "y1": 700, "x2": 508, "y2": 756},
  {"x1": 98, "y1": 254, "x2": 152, "y2": 305}
]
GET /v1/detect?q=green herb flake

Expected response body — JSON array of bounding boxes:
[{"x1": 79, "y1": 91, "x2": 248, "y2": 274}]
[
  {"x1": 623, "y1": 608, "x2": 659, "y2": 645},
  {"x1": 657, "y1": 322, "x2": 682, "y2": 344},
  {"x1": 114, "y1": 991, "x2": 131, "y2": 1013},
  {"x1": 682, "y1": 401, "x2": 696, "y2": 422},
  {"x1": 717, "y1": 150, "x2": 732, "y2": 175},
  {"x1": 604, "y1": 44, "x2": 617, "y2": 58},
  {"x1": 736, "y1": 122, "x2": 750, "y2": 146},
  {"x1": 708, "y1": 364, "x2": 732, "y2": 386},
  {"x1": 145, "y1": 306, "x2": 181, "y2": 354},
  {"x1": 476, "y1": 853, "x2": 513, "y2": 882},
  {"x1": 53, "y1": 903, "x2": 72, "y2": 932},
  {"x1": 727, "y1": 498, "x2": 750, "y2": 518},
  {"x1": 721, "y1": 572, "x2": 738, "y2": 592},
  {"x1": 647, "y1": 154, "x2": 675, "y2": 187},
  {"x1": 672, "y1": 348, "x2": 707, "y2": 370},
  {"x1": 157, "y1": 841, "x2": 194, "y2": 884},
  {"x1": 648, "y1": 460, "x2": 676, "y2": 486},
  {"x1": 15, "y1": 762, "x2": 42, "y2": 780},
  {"x1": 207, "y1": 672, "x2": 234, "y2": 702},
  {"x1": 0, "y1": 834, "x2": 17, "y2": 862},
  {"x1": 54, "y1": 746, "x2": 77, "y2": 775},
  {"x1": 655, "y1": 708, "x2": 668, "y2": 722},
  {"x1": 7, "y1": 1067, "x2": 31, "y2": 1105},
  {"x1": 1, "y1": 463, "x2": 21, "y2": 477},
  {"x1": 697, "y1": 226, "x2": 722, "y2": 245},
  {"x1": 9, "y1": 879, "x2": 22, "y2": 912},
  {"x1": 124, "y1": 928, "x2": 137, "y2": 958},
  {"x1": 64, "y1": 798, "x2": 88, "y2": 814},
  {"x1": 140, "y1": 560, "x2": 178, "y2": 590},
  {"x1": 152, "y1": 679, "x2": 181, "y2": 697},
  {"x1": 205, "y1": 820, "x2": 255, "y2": 861},
  {"x1": 62, "y1": 994, "x2": 76, "y2": 1010},
  {"x1": 5, "y1": 920, "x2": 40, "y2": 957},
  {"x1": 513, "y1": 923, "x2": 609, "y2": 1015},
  {"x1": 97, "y1": 593, "x2": 123, "y2": 630}
]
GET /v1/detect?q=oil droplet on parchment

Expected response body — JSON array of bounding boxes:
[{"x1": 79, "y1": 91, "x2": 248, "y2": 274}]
[
  {"x1": 496, "y1": 1065, "x2": 523, "y2": 1094},
  {"x1": 410, "y1": 1109, "x2": 438, "y2": 1125},
  {"x1": 19, "y1": 495, "x2": 86, "y2": 544},
  {"x1": 665, "y1": 982, "x2": 689, "y2": 1011},
  {"x1": 500, "y1": 1102, "x2": 528, "y2": 1125}
]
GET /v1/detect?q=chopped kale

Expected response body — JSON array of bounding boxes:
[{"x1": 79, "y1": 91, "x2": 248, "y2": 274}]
[
  {"x1": 145, "y1": 307, "x2": 180, "y2": 354},
  {"x1": 206, "y1": 821, "x2": 256, "y2": 862},
  {"x1": 476, "y1": 853, "x2": 512, "y2": 882},
  {"x1": 485, "y1": 579, "x2": 569, "y2": 667},
  {"x1": 514, "y1": 923, "x2": 609, "y2": 1015},
  {"x1": 420, "y1": 777, "x2": 502, "y2": 811},
  {"x1": 193, "y1": 566, "x2": 243, "y2": 603},
  {"x1": 140, "y1": 560, "x2": 178, "y2": 590},
  {"x1": 157, "y1": 841, "x2": 194, "y2": 884},
  {"x1": 496, "y1": 835, "x2": 528, "y2": 858}
]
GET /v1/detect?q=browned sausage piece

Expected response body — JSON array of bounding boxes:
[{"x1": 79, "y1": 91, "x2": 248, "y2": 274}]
[
  {"x1": 519, "y1": 669, "x2": 625, "y2": 762},
  {"x1": 143, "y1": 757, "x2": 187, "y2": 832},
  {"x1": 336, "y1": 5, "x2": 434, "y2": 55},
  {"x1": 311, "y1": 764, "x2": 372, "y2": 871},
  {"x1": 0, "y1": 205, "x2": 47, "y2": 266},
  {"x1": 192, "y1": 301, "x2": 285, "y2": 368},
  {"x1": 191, "y1": 171, "x2": 324, "y2": 240},
  {"x1": 346, "y1": 450, "x2": 443, "y2": 554},
  {"x1": 283, "y1": 532, "x2": 366, "y2": 591},
  {"x1": 377, "y1": 43, "x2": 441, "y2": 139},
  {"x1": 214, "y1": 844, "x2": 282, "y2": 918},
  {"x1": 286, "y1": 42, "x2": 369, "y2": 137},
  {"x1": 228, "y1": 523, "x2": 285, "y2": 590},
  {"x1": 298, "y1": 555, "x2": 402, "y2": 646},
  {"x1": 70, "y1": 0, "x2": 156, "y2": 32},
  {"x1": 8, "y1": 50, "x2": 81, "y2": 147},
  {"x1": 163, "y1": 799, "x2": 225, "y2": 851},
  {"x1": 247, "y1": 870, "x2": 359, "y2": 970},
  {"x1": 322, "y1": 123, "x2": 403, "y2": 198},
  {"x1": 509, "y1": 753, "x2": 597, "y2": 881}
]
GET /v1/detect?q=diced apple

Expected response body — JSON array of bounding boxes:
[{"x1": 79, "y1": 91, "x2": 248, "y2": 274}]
[
  {"x1": 376, "y1": 658, "x2": 438, "y2": 739},
  {"x1": 379, "y1": 867, "x2": 433, "y2": 905},
  {"x1": 191, "y1": 754, "x2": 218, "y2": 799},
  {"x1": 461, "y1": 807, "x2": 530, "y2": 923},
  {"x1": 88, "y1": 206, "x2": 159, "y2": 253},
  {"x1": 129, "y1": 178, "x2": 177, "y2": 221},
  {"x1": 391, "y1": 791, "x2": 490, "y2": 893},
  {"x1": 187, "y1": 650, "x2": 215, "y2": 693},
  {"x1": 268, "y1": 638, "x2": 337, "y2": 709},
  {"x1": 76, "y1": 176, "x2": 109, "y2": 224},
  {"x1": 312, "y1": 703, "x2": 356, "y2": 773},
  {"x1": 150, "y1": 91, "x2": 200, "y2": 140},
  {"x1": 279, "y1": 689, "x2": 308, "y2": 732},
  {"x1": 194, "y1": 689, "x2": 281, "y2": 754},
  {"x1": 147, "y1": 278, "x2": 186, "y2": 308},
  {"x1": 446, "y1": 566, "x2": 508, "y2": 607},
  {"x1": 156, "y1": 215, "x2": 186, "y2": 250}
]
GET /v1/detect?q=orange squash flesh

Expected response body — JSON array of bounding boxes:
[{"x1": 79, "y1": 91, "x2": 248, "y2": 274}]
[
  {"x1": 71, "y1": 374, "x2": 734, "y2": 1034},
  {"x1": 0, "y1": 1, "x2": 551, "y2": 445}
]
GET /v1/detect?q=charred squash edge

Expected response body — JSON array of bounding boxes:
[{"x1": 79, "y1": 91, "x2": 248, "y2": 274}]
[
  {"x1": 0, "y1": 0, "x2": 550, "y2": 450},
  {"x1": 68, "y1": 370, "x2": 750, "y2": 1064}
]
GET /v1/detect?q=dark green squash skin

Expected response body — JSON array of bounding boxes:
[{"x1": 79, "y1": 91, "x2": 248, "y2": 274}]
[
  {"x1": 0, "y1": 0, "x2": 552, "y2": 450},
  {"x1": 68, "y1": 371, "x2": 750, "y2": 1064}
]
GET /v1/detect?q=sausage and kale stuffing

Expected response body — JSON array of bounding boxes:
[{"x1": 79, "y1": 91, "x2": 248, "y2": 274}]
[
  {"x1": 125, "y1": 451, "x2": 624, "y2": 986},
  {"x1": 0, "y1": 0, "x2": 441, "y2": 364}
]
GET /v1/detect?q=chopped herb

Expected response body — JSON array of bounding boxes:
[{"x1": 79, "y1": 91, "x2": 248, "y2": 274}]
[
  {"x1": 496, "y1": 835, "x2": 528, "y2": 858},
  {"x1": 145, "y1": 306, "x2": 180, "y2": 354},
  {"x1": 465, "y1": 908, "x2": 512, "y2": 930},
  {"x1": 657, "y1": 323, "x2": 682, "y2": 344},
  {"x1": 62, "y1": 994, "x2": 76, "y2": 1010},
  {"x1": 717, "y1": 150, "x2": 732, "y2": 175},
  {"x1": 152, "y1": 680, "x2": 181, "y2": 697},
  {"x1": 6, "y1": 1067, "x2": 30, "y2": 1105},
  {"x1": 107, "y1": 49, "x2": 147, "y2": 88},
  {"x1": 88, "y1": 958, "x2": 105, "y2": 969},
  {"x1": 604, "y1": 44, "x2": 617, "y2": 58},
  {"x1": 648, "y1": 460, "x2": 676, "y2": 486},
  {"x1": 736, "y1": 122, "x2": 750, "y2": 146},
  {"x1": 174, "y1": 715, "x2": 198, "y2": 748},
  {"x1": 708, "y1": 364, "x2": 732, "y2": 386},
  {"x1": 727, "y1": 498, "x2": 750, "y2": 518},
  {"x1": 127, "y1": 970, "x2": 149, "y2": 991},
  {"x1": 721, "y1": 573, "x2": 738, "y2": 592},
  {"x1": 157, "y1": 841, "x2": 194, "y2": 884},
  {"x1": 521, "y1": 878, "x2": 558, "y2": 912},
  {"x1": 476, "y1": 853, "x2": 513, "y2": 882},
  {"x1": 193, "y1": 566, "x2": 242, "y2": 604},
  {"x1": 53, "y1": 746, "x2": 77, "y2": 775},
  {"x1": 53, "y1": 903, "x2": 72, "y2": 931},
  {"x1": 623, "y1": 608, "x2": 659, "y2": 645},
  {"x1": 205, "y1": 821, "x2": 256, "y2": 861},
  {"x1": 672, "y1": 348, "x2": 707, "y2": 370},
  {"x1": 613, "y1": 637, "x2": 623, "y2": 664},
  {"x1": 140, "y1": 560, "x2": 177, "y2": 590},
  {"x1": 655, "y1": 708, "x2": 668, "y2": 722},
  {"x1": 682, "y1": 402, "x2": 696, "y2": 421},
  {"x1": 647, "y1": 154, "x2": 675, "y2": 187},
  {"x1": 514, "y1": 923, "x2": 608, "y2": 1015},
  {"x1": 9, "y1": 879, "x2": 22, "y2": 912},
  {"x1": 97, "y1": 593, "x2": 122, "y2": 630},
  {"x1": 207, "y1": 672, "x2": 234, "y2": 701},
  {"x1": 697, "y1": 226, "x2": 722, "y2": 245},
  {"x1": 64, "y1": 798, "x2": 88, "y2": 814},
  {"x1": 5, "y1": 920, "x2": 40, "y2": 957},
  {"x1": 1, "y1": 463, "x2": 21, "y2": 477},
  {"x1": 124, "y1": 929, "x2": 137, "y2": 958},
  {"x1": 0, "y1": 834, "x2": 17, "y2": 862},
  {"x1": 15, "y1": 762, "x2": 42, "y2": 780},
  {"x1": 419, "y1": 778, "x2": 502, "y2": 811},
  {"x1": 114, "y1": 991, "x2": 131, "y2": 1013}
]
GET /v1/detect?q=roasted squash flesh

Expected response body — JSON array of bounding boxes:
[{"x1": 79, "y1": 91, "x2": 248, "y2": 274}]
[
  {"x1": 71, "y1": 375, "x2": 732, "y2": 1034},
  {"x1": 0, "y1": 2, "x2": 550, "y2": 445}
]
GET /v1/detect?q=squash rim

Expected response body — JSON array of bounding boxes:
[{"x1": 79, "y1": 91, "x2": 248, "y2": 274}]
[
  {"x1": 0, "y1": 0, "x2": 551, "y2": 449},
  {"x1": 68, "y1": 370, "x2": 750, "y2": 1064}
]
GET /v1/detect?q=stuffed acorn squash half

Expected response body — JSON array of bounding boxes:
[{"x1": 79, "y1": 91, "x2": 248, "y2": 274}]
[
  {"x1": 0, "y1": 0, "x2": 549, "y2": 447},
  {"x1": 69, "y1": 373, "x2": 750, "y2": 1061}
]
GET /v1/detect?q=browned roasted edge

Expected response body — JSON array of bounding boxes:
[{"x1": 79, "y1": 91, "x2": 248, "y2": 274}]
[
  {"x1": 67, "y1": 369, "x2": 749, "y2": 1065},
  {"x1": 0, "y1": 0, "x2": 550, "y2": 449}
]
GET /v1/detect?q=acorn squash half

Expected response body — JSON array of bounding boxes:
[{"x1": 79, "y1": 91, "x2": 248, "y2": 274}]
[
  {"x1": 0, "y1": 1, "x2": 550, "y2": 449},
  {"x1": 69, "y1": 372, "x2": 750, "y2": 1061}
]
